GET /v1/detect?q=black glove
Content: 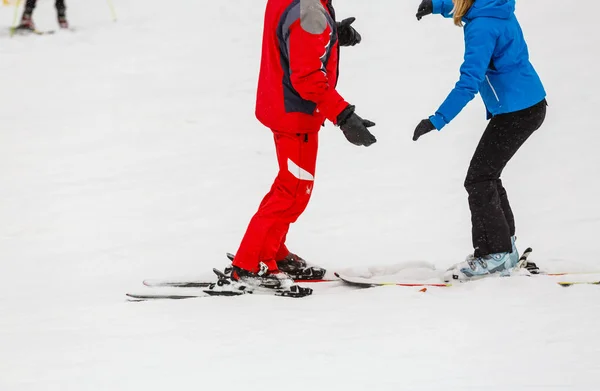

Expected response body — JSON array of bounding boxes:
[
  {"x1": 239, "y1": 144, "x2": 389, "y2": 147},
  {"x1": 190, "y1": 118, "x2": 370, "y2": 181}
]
[
  {"x1": 416, "y1": 0, "x2": 433, "y2": 21},
  {"x1": 413, "y1": 119, "x2": 436, "y2": 141},
  {"x1": 337, "y1": 105, "x2": 377, "y2": 147},
  {"x1": 337, "y1": 17, "x2": 362, "y2": 47}
]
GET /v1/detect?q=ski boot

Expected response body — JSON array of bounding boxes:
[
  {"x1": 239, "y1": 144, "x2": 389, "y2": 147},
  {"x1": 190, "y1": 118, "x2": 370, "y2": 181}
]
[
  {"x1": 57, "y1": 8, "x2": 69, "y2": 29},
  {"x1": 277, "y1": 252, "x2": 326, "y2": 281},
  {"x1": 277, "y1": 252, "x2": 307, "y2": 273},
  {"x1": 225, "y1": 252, "x2": 326, "y2": 281},
  {"x1": 230, "y1": 262, "x2": 294, "y2": 290},
  {"x1": 444, "y1": 237, "x2": 521, "y2": 282},
  {"x1": 15, "y1": 10, "x2": 35, "y2": 32}
]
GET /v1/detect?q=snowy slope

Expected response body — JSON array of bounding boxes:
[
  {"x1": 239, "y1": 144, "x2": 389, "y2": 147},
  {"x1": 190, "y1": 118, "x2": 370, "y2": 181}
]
[{"x1": 1, "y1": 0, "x2": 599, "y2": 390}]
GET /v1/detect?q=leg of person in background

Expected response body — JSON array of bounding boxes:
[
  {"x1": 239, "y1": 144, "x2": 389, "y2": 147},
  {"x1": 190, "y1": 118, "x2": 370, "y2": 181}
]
[
  {"x1": 56, "y1": 0, "x2": 68, "y2": 29},
  {"x1": 17, "y1": 0, "x2": 38, "y2": 30},
  {"x1": 232, "y1": 132, "x2": 318, "y2": 287}
]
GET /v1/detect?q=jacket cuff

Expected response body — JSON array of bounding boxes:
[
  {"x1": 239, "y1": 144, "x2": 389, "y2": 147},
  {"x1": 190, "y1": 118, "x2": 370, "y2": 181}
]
[
  {"x1": 318, "y1": 89, "x2": 349, "y2": 124},
  {"x1": 429, "y1": 114, "x2": 447, "y2": 131},
  {"x1": 432, "y1": 0, "x2": 454, "y2": 17}
]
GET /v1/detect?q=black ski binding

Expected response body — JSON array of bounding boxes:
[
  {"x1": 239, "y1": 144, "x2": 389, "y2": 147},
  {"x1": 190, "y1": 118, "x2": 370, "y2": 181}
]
[{"x1": 516, "y1": 247, "x2": 540, "y2": 274}]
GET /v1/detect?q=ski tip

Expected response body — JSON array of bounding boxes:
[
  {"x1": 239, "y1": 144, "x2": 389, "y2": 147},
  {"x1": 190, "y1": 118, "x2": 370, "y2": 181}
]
[
  {"x1": 126, "y1": 293, "x2": 145, "y2": 301},
  {"x1": 226, "y1": 253, "x2": 235, "y2": 261},
  {"x1": 334, "y1": 272, "x2": 340, "y2": 278}
]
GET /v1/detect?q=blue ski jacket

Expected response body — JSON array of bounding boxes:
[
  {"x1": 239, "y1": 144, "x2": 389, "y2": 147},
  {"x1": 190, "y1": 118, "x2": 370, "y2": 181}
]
[{"x1": 429, "y1": 0, "x2": 546, "y2": 130}]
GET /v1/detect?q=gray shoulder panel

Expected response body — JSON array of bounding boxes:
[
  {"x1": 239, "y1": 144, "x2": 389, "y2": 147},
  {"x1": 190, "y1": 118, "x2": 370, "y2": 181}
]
[{"x1": 300, "y1": 0, "x2": 328, "y2": 35}]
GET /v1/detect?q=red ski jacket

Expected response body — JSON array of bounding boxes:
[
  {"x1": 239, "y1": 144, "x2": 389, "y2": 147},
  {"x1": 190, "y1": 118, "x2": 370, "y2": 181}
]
[{"x1": 256, "y1": 0, "x2": 349, "y2": 133}]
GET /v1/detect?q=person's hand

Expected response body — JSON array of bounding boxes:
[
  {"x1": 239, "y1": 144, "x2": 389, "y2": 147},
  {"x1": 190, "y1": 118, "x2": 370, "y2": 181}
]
[
  {"x1": 413, "y1": 119, "x2": 436, "y2": 141},
  {"x1": 337, "y1": 17, "x2": 362, "y2": 47},
  {"x1": 416, "y1": 0, "x2": 433, "y2": 21},
  {"x1": 337, "y1": 105, "x2": 377, "y2": 147}
]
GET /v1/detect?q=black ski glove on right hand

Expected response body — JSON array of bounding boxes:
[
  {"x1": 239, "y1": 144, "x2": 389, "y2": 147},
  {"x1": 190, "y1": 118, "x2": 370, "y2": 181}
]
[
  {"x1": 337, "y1": 105, "x2": 377, "y2": 147},
  {"x1": 412, "y1": 119, "x2": 436, "y2": 141},
  {"x1": 337, "y1": 17, "x2": 362, "y2": 47},
  {"x1": 416, "y1": 0, "x2": 433, "y2": 20}
]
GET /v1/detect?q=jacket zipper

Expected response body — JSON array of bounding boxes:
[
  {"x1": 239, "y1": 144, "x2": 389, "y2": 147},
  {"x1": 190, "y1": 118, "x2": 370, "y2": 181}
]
[{"x1": 486, "y1": 75, "x2": 500, "y2": 103}]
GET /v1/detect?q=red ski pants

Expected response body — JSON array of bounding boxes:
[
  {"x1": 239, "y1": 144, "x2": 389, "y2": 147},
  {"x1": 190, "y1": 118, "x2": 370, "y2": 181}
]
[{"x1": 233, "y1": 131, "x2": 318, "y2": 273}]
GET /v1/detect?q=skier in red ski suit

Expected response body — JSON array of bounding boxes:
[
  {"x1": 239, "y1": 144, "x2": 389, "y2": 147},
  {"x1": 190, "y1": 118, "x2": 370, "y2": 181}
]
[{"x1": 231, "y1": 0, "x2": 377, "y2": 287}]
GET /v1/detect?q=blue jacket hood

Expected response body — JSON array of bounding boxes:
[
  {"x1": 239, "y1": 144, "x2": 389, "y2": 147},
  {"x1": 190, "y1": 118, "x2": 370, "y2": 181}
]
[{"x1": 465, "y1": 0, "x2": 515, "y2": 20}]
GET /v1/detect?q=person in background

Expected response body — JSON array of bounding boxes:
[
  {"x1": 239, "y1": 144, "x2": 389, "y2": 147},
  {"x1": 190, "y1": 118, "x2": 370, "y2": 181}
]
[
  {"x1": 16, "y1": 0, "x2": 68, "y2": 31},
  {"x1": 412, "y1": 0, "x2": 547, "y2": 281}
]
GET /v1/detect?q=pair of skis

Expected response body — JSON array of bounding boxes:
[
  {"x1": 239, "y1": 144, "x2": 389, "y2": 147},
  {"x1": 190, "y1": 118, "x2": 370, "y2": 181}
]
[
  {"x1": 127, "y1": 274, "x2": 313, "y2": 301},
  {"x1": 127, "y1": 253, "x2": 322, "y2": 301},
  {"x1": 126, "y1": 248, "x2": 600, "y2": 301},
  {"x1": 8, "y1": 26, "x2": 76, "y2": 37},
  {"x1": 334, "y1": 248, "x2": 600, "y2": 289},
  {"x1": 9, "y1": 27, "x2": 55, "y2": 36}
]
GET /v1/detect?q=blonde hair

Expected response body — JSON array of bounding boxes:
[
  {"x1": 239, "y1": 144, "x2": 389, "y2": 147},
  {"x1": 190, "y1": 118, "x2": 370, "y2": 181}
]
[{"x1": 452, "y1": 0, "x2": 476, "y2": 27}]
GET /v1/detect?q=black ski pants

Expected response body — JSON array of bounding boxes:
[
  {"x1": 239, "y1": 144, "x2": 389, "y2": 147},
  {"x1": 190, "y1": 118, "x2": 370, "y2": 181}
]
[
  {"x1": 465, "y1": 99, "x2": 547, "y2": 257},
  {"x1": 25, "y1": 0, "x2": 66, "y2": 13}
]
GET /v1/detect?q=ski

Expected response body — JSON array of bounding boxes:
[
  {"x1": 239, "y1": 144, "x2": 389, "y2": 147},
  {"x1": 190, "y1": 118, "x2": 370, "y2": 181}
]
[
  {"x1": 126, "y1": 289, "x2": 245, "y2": 301},
  {"x1": 128, "y1": 269, "x2": 313, "y2": 301},
  {"x1": 557, "y1": 281, "x2": 600, "y2": 287},
  {"x1": 9, "y1": 27, "x2": 55, "y2": 36},
  {"x1": 542, "y1": 272, "x2": 600, "y2": 277},
  {"x1": 334, "y1": 249, "x2": 534, "y2": 289},
  {"x1": 331, "y1": 249, "x2": 533, "y2": 289},
  {"x1": 334, "y1": 248, "x2": 600, "y2": 288},
  {"x1": 143, "y1": 280, "x2": 213, "y2": 288},
  {"x1": 127, "y1": 292, "x2": 210, "y2": 301},
  {"x1": 127, "y1": 286, "x2": 311, "y2": 301},
  {"x1": 333, "y1": 273, "x2": 451, "y2": 288}
]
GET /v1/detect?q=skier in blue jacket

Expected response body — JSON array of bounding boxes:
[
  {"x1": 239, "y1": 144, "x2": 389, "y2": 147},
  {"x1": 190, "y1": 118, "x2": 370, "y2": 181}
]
[{"x1": 412, "y1": 0, "x2": 547, "y2": 281}]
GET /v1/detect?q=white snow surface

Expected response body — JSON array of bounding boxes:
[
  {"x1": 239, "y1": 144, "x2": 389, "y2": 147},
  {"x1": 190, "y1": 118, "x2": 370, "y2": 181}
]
[{"x1": 1, "y1": 0, "x2": 600, "y2": 390}]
